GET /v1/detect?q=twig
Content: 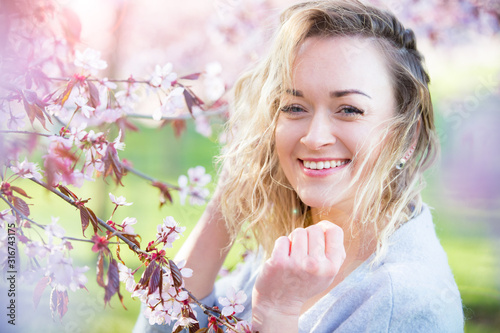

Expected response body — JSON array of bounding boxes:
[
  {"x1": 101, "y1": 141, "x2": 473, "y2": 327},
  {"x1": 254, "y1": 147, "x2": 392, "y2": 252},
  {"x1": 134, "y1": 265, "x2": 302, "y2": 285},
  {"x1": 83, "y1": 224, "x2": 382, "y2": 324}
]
[
  {"x1": 28, "y1": 177, "x2": 148, "y2": 255},
  {"x1": 0, "y1": 194, "x2": 45, "y2": 229},
  {"x1": 0, "y1": 130, "x2": 52, "y2": 137}
]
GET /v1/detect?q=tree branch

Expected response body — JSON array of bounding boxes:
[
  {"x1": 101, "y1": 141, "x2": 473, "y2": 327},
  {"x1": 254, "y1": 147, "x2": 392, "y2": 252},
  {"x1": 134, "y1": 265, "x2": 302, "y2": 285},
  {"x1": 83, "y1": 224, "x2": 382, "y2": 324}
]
[{"x1": 28, "y1": 177, "x2": 148, "y2": 255}]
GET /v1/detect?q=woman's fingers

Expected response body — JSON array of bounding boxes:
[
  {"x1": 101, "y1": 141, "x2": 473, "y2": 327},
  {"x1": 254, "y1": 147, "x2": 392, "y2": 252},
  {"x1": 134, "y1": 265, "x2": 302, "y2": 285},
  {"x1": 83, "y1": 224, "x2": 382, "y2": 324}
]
[
  {"x1": 306, "y1": 224, "x2": 325, "y2": 258},
  {"x1": 289, "y1": 228, "x2": 307, "y2": 258},
  {"x1": 317, "y1": 220, "x2": 346, "y2": 263}
]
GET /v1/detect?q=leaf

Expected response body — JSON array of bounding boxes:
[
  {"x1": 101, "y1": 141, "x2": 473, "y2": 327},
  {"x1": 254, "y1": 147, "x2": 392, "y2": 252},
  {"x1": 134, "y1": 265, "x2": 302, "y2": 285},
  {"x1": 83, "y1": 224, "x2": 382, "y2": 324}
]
[
  {"x1": 169, "y1": 259, "x2": 183, "y2": 290},
  {"x1": 122, "y1": 233, "x2": 141, "y2": 250},
  {"x1": 11, "y1": 186, "x2": 31, "y2": 198},
  {"x1": 58, "y1": 78, "x2": 76, "y2": 107},
  {"x1": 188, "y1": 308, "x2": 200, "y2": 333},
  {"x1": 33, "y1": 276, "x2": 50, "y2": 309},
  {"x1": 80, "y1": 208, "x2": 90, "y2": 236},
  {"x1": 115, "y1": 242, "x2": 125, "y2": 265},
  {"x1": 194, "y1": 329, "x2": 209, "y2": 333},
  {"x1": 104, "y1": 259, "x2": 123, "y2": 308},
  {"x1": 180, "y1": 73, "x2": 202, "y2": 80},
  {"x1": 152, "y1": 181, "x2": 173, "y2": 207},
  {"x1": 86, "y1": 207, "x2": 99, "y2": 234},
  {"x1": 173, "y1": 326, "x2": 184, "y2": 333},
  {"x1": 96, "y1": 251, "x2": 106, "y2": 288},
  {"x1": 171, "y1": 119, "x2": 186, "y2": 138},
  {"x1": 13, "y1": 196, "x2": 30, "y2": 217},
  {"x1": 147, "y1": 264, "x2": 162, "y2": 295},
  {"x1": 87, "y1": 81, "x2": 100, "y2": 108},
  {"x1": 57, "y1": 185, "x2": 78, "y2": 200},
  {"x1": 102, "y1": 145, "x2": 125, "y2": 186},
  {"x1": 50, "y1": 288, "x2": 69, "y2": 320},
  {"x1": 182, "y1": 88, "x2": 204, "y2": 115},
  {"x1": 138, "y1": 260, "x2": 157, "y2": 287}
]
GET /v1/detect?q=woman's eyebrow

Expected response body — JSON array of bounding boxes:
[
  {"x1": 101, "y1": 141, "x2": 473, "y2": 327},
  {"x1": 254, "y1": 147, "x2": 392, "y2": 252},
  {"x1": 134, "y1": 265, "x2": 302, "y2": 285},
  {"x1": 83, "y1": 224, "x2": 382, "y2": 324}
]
[
  {"x1": 330, "y1": 89, "x2": 371, "y2": 99},
  {"x1": 285, "y1": 88, "x2": 371, "y2": 99}
]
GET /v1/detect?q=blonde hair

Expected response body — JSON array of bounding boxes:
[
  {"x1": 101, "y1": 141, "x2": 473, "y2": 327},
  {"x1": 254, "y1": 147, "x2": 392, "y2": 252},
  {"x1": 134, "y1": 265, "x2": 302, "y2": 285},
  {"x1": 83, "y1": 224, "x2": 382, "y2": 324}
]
[{"x1": 218, "y1": 0, "x2": 438, "y2": 261}]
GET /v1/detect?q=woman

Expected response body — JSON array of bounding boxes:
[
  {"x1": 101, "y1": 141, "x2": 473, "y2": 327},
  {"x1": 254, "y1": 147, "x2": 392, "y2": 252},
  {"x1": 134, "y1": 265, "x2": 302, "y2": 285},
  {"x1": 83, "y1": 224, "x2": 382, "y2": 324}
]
[{"x1": 135, "y1": 0, "x2": 464, "y2": 331}]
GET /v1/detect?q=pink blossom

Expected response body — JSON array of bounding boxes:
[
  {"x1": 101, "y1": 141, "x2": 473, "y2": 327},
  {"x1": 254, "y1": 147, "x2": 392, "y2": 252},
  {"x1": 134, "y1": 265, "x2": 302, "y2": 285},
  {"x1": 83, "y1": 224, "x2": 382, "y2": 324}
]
[
  {"x1": 45, "y1": 216, "x2": 66, "y2": 243},
  {"x1": 109, "y1": 192, "x2": 133, "y2": 206},
  {"x1": 152, "y1": 87, "x2": 185, "y2": 120},
  {"x1": 10, "y1": 157, "x2": 43, "y2": 180},
  {"x1": 177, "y1": 166, "x2": 211, "y2": 205},
  {"x1": 235, "y1": 320, "x2": 253, "y2": 333},
  {"x1": 218, "y1": 287, "x2": 247, "y2": 317},
  {"x1": 156, "y1": 216, "x2": 185, "y2": 249},
  {"x1": 150, "y1": 63, "x2": 177, "y2": 89},
  {"x1": 118, "y1": 262, "x2": 137, "y2": 292},
  {"x1": 91, "y1": 234, "x2": 109, "y2": 253},
  {"x1": 75, "y1": 95, "x2": 95, "y2": 118},
  {"x1": 74, "y1": 48, "x2": 108, "y2": 75},
  {"x1": 175, "y1": 259, "x2": 193, "y2": 279},
  {"x1": 121, "y1": 216, "x2": 137, "y2": 234}
]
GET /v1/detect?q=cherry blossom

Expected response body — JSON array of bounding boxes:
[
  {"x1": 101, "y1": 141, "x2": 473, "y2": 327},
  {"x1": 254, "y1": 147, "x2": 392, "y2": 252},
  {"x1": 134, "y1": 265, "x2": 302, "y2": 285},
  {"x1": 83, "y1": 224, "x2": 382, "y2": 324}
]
[
  {"x1": 109, "y1": 192, "x2": 133, "y2": 206},
  {"x1": 10, "y1": 157, "x2": 43, "y2": 180},
  {"x1": 45, "y1": 216, "x2": 66, "y2": 243},
  {"x1": 75, "y1": 95, "x2": 95, "y2": 118},
  {"x1": 235, "y1": 320, "x2": 253, "y2": 333},
  {"x1": 74, "y1": 48, "x2": 108, "y2": 75},
  {"x1": 219, "y1": 287, "x2": 247, "y2": 317},
  {"x1": 156, "y1": 216, "x2": 186, "y2": 249},
  {"x1": 118, "y1": 263, "x2": 137, "y2": 292},
  {"x1": 150, "y1": 63, "x2": 178, "y2": 89},
  {"x1": 178, "y1": 166, "x2": 211, "y2": 205},
  {"x1": 121, "y1": 217, "x2": 137, "y2": 234}
]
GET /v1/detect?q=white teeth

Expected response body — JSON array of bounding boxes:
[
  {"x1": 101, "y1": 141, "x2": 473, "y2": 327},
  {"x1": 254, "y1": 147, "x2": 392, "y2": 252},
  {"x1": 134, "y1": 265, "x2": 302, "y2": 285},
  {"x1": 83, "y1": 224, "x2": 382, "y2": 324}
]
[{"x1": 303, "y1": 160, "x2": 348, "y2": 170}]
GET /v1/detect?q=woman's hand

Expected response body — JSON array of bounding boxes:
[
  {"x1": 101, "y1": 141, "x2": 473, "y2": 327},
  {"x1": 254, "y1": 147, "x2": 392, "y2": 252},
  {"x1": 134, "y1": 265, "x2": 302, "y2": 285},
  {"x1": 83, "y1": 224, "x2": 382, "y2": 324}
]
[{"x1": 251, "y1": 221, "x2": 346, "y2": 332}]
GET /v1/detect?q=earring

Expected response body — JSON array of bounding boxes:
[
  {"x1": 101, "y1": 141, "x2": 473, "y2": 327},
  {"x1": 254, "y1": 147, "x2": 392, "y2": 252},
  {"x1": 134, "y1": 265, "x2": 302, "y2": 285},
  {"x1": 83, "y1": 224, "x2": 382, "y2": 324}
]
[{"x1": 396, "y1": 145, "x2": 415, "y2": 170}]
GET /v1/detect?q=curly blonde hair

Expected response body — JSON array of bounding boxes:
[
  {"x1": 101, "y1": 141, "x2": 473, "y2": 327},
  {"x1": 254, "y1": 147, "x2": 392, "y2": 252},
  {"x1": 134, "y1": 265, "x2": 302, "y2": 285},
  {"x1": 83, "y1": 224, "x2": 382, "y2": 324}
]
[{"x1": 218, "y1": 0, "x2": 438, "y2": 261}]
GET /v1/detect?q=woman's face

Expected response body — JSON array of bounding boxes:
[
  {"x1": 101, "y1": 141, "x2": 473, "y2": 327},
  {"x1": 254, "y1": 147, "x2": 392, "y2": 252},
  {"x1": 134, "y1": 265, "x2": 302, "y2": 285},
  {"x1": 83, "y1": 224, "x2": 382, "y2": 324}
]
[{"x1": 275, "y1": 36, "x2": 395, "y2": 211}]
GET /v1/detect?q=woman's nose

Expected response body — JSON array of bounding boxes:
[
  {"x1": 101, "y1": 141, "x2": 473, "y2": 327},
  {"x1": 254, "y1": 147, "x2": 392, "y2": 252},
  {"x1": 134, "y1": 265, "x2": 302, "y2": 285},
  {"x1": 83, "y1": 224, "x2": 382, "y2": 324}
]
[{"x1": 299, "y1": 112, "x2": 336, "y2": 150}]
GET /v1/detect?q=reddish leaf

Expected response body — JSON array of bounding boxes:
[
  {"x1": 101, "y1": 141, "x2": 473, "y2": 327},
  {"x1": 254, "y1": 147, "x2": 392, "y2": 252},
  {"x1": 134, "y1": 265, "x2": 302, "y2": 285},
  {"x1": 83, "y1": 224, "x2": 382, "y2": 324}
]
[
  {"x1": 188, "y1": 308, "x2": 201, "y2": 333},
  {"x1": 180, "y1": 73, "x2": 202, "y2": 80},
  {"x1": 169, "y1": 259, "x2": 183, "y2": 290},
  {"x1": 33, "y1": 276, "x2": 50, "y2": 309},
  {"x1": 122, "y1": 233, "x2": 141, "y2": 250},
  {"x1": 138, "y1": 261, "x2": 157, "y2": 287},
  {"x1": 194, "y1": 328, "x2": 209, "y2": 333},
  {"x1": 96, "y1": 252, "x2": 106, "y2": 288},
  {"x1": 171, "y1": 119, "x2": 186, "y2": 138},
  {"x1": 102, "y1": 145, "x2": 124, "y2": 186},
  {"x1": 152, "y1": 181, "x2": 173, "y2": 207},
  {"x1": 80, "y1": 208, "x2": 90, "y2": 236},
  {"x1": 57, "y1": 78, "x2": 76, "y2": 107},
  {"x1": 173, "y1": 326, "x2": 184, "y2": 333},
  {"x1": 13, "y1": 196, "x2": 29, "y2": 217},
  {"x1": 104, "y1": 259, "x2": 124, "y2": 308},
  {"x1": 147, "y1": 264, "x2": 162, "y2": 295},
  {"x1": 87, "y1": 81, "x2": 100, "y2": 108},
  {"x1": 86, "y1": 207, "x2": 99, "y2": 234},
  {"x1": 11, "y1": 186, "x2": 31, "y2": 198},
  {"x1": 182, "y1": 88, "x2": 204, "y2": 115},
  {"x1": 57, "y1": 185, "x2": 78, "y2": 201},
  {"x1": 50, "y1": 288, "x2": 69, "y2": 320}
]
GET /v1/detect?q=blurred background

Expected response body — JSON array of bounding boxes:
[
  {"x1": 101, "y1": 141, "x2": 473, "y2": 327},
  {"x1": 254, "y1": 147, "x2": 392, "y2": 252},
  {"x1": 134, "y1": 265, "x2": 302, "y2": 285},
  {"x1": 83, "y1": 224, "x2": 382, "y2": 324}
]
[{"x1": 1, "y1": 0, "x2": 499, "y2": 332}]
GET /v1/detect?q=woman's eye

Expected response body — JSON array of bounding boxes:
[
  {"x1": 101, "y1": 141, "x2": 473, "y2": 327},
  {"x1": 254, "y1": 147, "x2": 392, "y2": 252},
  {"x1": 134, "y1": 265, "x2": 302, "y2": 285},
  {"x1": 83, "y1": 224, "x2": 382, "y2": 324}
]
[
  {"x1": 339, "y1": 106, "x2": 364, "y2": 116},
  {"x1": 280, "y1": 105, "x2": 306, "y2": 114}
]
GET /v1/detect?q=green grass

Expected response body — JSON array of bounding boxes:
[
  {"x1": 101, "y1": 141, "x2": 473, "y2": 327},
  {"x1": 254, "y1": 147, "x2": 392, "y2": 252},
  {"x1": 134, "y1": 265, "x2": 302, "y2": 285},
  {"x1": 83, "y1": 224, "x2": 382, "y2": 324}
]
[{"x1": 1, "y1": 122, "x2": 499, "y2": 332}]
